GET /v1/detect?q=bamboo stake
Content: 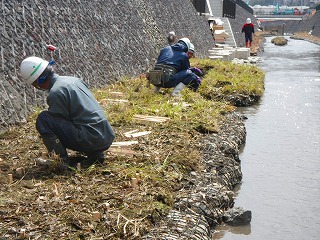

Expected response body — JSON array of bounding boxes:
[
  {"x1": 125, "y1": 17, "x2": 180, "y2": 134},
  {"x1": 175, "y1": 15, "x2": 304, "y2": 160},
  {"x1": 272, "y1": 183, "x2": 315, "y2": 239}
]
[
  {"x1": 131, "y1": 178, "x2": 138, "y2": 188},
  {"x1": 77, "y1": 162, "x2": 81, "y2": 171},
  {"x1": 7, "y1": 174, "x2": 13, "y2": 184}
]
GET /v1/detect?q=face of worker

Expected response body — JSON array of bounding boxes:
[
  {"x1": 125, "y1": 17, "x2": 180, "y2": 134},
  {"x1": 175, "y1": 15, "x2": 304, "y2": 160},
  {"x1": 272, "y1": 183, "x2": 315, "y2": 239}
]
[
  {"x1": 187, "y1": 51, "x2": 194, "y2": 59},
  {"x1": 32, "y1": 78, "x2": 50, "y2": 90}
]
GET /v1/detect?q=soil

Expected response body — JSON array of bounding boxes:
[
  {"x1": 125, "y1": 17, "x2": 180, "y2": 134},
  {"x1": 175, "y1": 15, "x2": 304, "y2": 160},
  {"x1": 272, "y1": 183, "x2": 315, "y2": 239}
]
[
  {"x1": 250, "y1": 31, "x2": 266, "y2": 55},
  {"x1": 0, "y1": 100, "x2": 246, "y2": 239},
  {"x1": 0, "y1": 119, "x2": 200, "y2": 239}
]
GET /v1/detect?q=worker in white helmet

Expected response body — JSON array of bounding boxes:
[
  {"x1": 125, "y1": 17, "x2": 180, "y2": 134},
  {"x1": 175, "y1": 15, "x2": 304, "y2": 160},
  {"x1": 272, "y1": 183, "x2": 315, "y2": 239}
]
[
  {"x1": 149, "y1": 37, "x2": 202, "y2": 97},
  {"x1": 242, "y1": 18, "x2": 255, "y2": 48},
  {"x1": 19, "y1": 56, "x2": 115, "y2": 170}
]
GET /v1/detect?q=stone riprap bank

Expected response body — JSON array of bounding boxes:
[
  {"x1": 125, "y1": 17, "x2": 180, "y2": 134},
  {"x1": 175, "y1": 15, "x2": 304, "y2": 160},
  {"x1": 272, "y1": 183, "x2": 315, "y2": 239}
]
[{"x1": 0, "y1": 0, "x2": 213, "y2": 129}]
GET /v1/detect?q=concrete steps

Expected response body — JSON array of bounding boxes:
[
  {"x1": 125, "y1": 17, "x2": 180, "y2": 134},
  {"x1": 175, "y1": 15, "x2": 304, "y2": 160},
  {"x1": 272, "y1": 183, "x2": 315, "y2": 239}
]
[
  {"x1": 206, "y1": 0, "x2": 261, "y2": 64},
  {"x1": 208, "y1": 45, "x2": 250, "y2": 61},
  {"x1": 220, "y1": 17, "x2": 237, "y2": 47},
  {"x1": 206, "y1": 0, "x2": 237, "y2": 47}
]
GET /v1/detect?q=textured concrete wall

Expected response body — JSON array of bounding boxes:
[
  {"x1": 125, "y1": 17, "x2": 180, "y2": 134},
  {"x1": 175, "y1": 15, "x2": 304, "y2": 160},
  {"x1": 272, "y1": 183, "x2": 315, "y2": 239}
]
[
  {"x1": 0, "y1": 0, "x2": 214, "y2": 128},
  {"x1": 260, "y1": 11, "x2": 320, "y2": 37}
]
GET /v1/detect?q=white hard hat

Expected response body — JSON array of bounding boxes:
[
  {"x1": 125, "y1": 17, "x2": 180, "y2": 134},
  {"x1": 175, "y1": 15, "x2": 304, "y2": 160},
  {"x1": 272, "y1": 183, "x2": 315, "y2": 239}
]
[
  {"x1": 178, "y1": 37, "x2": 192, "y2": 51},
  {"x1": 169, "y1": 31, "x2": 175, "y2": 36},
  {"x1": 188, "y1": 43, "x2": 195, "y2": 53},
  {"x1": 246, "y1": 18, "x2": 251, "y2": 24},
  {"x1": 20, "y1": 56, "x2": 49, "y2": 85}
]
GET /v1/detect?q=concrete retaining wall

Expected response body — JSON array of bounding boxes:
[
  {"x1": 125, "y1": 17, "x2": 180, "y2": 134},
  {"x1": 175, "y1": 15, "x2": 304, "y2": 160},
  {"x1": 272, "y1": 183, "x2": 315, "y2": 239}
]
[
  {"x1": 260, "y1": 11, "x2": 320, "y2": 37},
  {"x1": 0, "y1": 0, "x2": 214, "y2": 129}
]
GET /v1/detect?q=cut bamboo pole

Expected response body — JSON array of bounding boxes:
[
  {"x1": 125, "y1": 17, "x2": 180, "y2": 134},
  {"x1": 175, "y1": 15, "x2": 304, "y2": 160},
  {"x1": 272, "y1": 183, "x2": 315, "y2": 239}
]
[
  {"x1": 123, "y1": 129, "x2": 139, "y2": 135},
  {"x1": 19, "y1": 228, "x2": 26, "y2": 239},
  {"x1": 124, "y1": 131, "x2": 151, "y2": 138},
  {"x1": 133, "y1": 114, "x2": 170, "y2": 123},
  {"x1": 77, "y1": 162, "x2": 81, "y2": 171},
  {"x1": 92, "y1": 211, "x2": 101, "y2": 221},
  {"x1": 109, "y1": 91, "x2": 123, "y2": 96},
  {"x1": 107, "y1": 148, "x2": 137, "y2": 156},
  {"x1": 131, "y1": 178, "x2": 138, "y2": 188},
  {"x1": 110, "y1": 141, "x2": 138, "y2": 147},
  {"x1": 7, "y1": 174, "x2": 13, "y2": 184}
]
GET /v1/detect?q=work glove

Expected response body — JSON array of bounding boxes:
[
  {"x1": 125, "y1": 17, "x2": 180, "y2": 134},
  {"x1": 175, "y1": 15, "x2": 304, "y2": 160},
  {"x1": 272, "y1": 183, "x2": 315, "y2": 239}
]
[
  {"x1": 190, "y1": 67, "x2": 204, "y2": 77},
  {"x1": 196, "y1": 77, "x2": 202, "y2": 85}
]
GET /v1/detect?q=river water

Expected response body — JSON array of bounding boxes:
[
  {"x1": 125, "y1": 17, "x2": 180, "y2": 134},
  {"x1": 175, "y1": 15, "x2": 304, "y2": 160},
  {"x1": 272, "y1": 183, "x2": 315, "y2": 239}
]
[{"x1": 213, "y1": 37, "x2": 320, "y2": 240}]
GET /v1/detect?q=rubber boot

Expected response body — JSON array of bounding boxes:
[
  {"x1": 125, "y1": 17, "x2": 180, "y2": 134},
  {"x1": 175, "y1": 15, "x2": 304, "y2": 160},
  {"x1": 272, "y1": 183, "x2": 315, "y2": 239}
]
[
  {"x1": 249, "y1": 42, "x2": 252, "y2": 47},
  {"x1": 154, "y1": 86, "x2": 161, "y2": 93},
  {"x1": 245, "y1": 42, "x2": 249, "y2": 48},
  {"x1": 171, "y1": 82, "x2": 185, "y2": 97},
  {"x1": 40, "y1": 134, "x2": 69, "y2": 169},
  {"x1": 84, "y1": 151, "x2": 105, "y2": 167}
]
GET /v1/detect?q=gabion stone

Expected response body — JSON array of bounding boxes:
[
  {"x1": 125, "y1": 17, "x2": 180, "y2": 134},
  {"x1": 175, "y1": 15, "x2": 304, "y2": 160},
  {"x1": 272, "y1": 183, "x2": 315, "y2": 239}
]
[{"x1": 223, "y1": 207, "x2": 252, "y2": 226}]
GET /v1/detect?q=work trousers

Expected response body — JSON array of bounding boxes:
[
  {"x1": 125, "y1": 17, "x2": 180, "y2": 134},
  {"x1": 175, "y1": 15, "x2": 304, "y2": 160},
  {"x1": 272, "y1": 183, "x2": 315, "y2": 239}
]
[
  {"x1": 156, "y1": 69, "x2": 200, "y2": 91},
  {"x1": 36, "y1": 111, "x2": 107, "y2": 154},
  {"x1": 245, "y1": 33, "x2": 253, "y2": 43}
]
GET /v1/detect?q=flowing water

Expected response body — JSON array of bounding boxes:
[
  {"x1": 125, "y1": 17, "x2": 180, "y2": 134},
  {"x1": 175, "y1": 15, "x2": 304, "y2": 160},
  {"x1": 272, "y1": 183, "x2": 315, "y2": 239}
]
[{"x1": 213, "y1": 37, "x2": 320, "y2": 240}]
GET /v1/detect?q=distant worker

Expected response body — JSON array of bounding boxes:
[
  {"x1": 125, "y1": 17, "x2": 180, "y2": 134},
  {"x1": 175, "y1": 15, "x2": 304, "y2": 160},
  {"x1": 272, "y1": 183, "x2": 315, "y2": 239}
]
[
  {"x1": 242, "y1": 18, "x2": 255, "y2": 48},
  {"x1": 148, "y1": 38, "x2": 202, "y2": 97},
  {"x1": 19, "y1": 56, "x2": 115, "y2": 170},
  {"x1": 208, "y1": 18, "x2": 216, "y2": 42},
  {"x1": 167, "y1": 31, "x2": 177, "y2": 45}
]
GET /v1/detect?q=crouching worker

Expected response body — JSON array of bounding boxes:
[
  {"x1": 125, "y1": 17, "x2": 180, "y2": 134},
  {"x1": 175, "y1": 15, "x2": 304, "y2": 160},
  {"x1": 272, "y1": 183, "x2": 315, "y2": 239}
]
[
  {"x1": 148, "y1": 38, "x2": 202, "y2": 97},
  {"x1": 19, "y1": 56, "x2": 115, "y2": 170}
]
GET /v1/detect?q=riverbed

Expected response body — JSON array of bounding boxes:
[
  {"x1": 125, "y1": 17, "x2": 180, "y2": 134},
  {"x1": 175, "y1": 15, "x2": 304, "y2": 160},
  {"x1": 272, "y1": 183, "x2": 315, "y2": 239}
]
[{"x1": 213, "y1": 36, "x2": 320, "y2": 240}]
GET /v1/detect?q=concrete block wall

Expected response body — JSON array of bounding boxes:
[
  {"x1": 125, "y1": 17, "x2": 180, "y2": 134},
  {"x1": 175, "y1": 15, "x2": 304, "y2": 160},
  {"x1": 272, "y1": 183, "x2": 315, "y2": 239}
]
[
  {"x1": 259, "y1": 12, "x2": 320, "y2": 37},
  {"x1": 0, "y1": 0, "x2": 214, "y2": 128}
]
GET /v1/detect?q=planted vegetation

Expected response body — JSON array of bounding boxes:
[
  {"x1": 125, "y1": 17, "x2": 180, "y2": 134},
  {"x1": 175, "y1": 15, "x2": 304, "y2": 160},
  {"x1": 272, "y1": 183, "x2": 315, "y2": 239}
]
[
  {"x1": 271, "y1": 36, "x2": 288, "y2": 46},
  {"x1": 0, "y1": 59, "x2": 264, "y2": 239}
]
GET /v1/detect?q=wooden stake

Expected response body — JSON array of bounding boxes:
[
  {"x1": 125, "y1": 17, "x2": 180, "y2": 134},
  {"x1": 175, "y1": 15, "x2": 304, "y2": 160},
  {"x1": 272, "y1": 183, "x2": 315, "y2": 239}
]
[
  {"x1": 92, "y1": 211, "x2": 101, "y2": 221},
  {"x1": 7, "y1": 174, "x2": 13, "y2": 184},
  {"x1": 77, "y1": 162, "x2": 81, "y2": 171},
  {"x1": 133, "y1": 114, "x2": 170, "y2": 123},
  {"x1": 124, "y1": 131, "x2": 151, "y2": 138},
  {"x1": 19, "y1": 228, "x2": 26, "y2": 239},
  {"x1": 111, "y1": 141, "x2": 138, "y2": 147},
  {"x1": 131, "y1": 178, "x2": 138, "y2": 188},
  {"x1": 52, "y1": 183, "x2": 59, "y2": 196}
]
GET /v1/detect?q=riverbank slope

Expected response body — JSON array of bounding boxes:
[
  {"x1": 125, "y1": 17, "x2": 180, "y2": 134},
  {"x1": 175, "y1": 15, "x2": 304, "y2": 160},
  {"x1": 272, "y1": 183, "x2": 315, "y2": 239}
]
[{"x1": 0, "y1": 60, "x2": 265, "y2": 239}]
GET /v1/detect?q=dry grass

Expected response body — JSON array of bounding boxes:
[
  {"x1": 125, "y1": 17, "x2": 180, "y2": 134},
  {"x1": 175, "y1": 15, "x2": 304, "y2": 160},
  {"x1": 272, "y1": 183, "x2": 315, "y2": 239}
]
[
  {"x1": 291, "y1": 31, "x2": 320, "y2": 45},
  {"x1": 0, "y1": 58, "x2": 264, "y2": 239}
]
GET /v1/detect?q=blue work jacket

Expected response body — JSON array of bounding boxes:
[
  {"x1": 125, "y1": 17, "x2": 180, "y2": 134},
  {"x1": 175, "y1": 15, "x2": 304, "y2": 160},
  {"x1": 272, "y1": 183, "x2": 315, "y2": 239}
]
[{"x1": 156, "y1": 43, "x2": 190, "y2": 72}]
